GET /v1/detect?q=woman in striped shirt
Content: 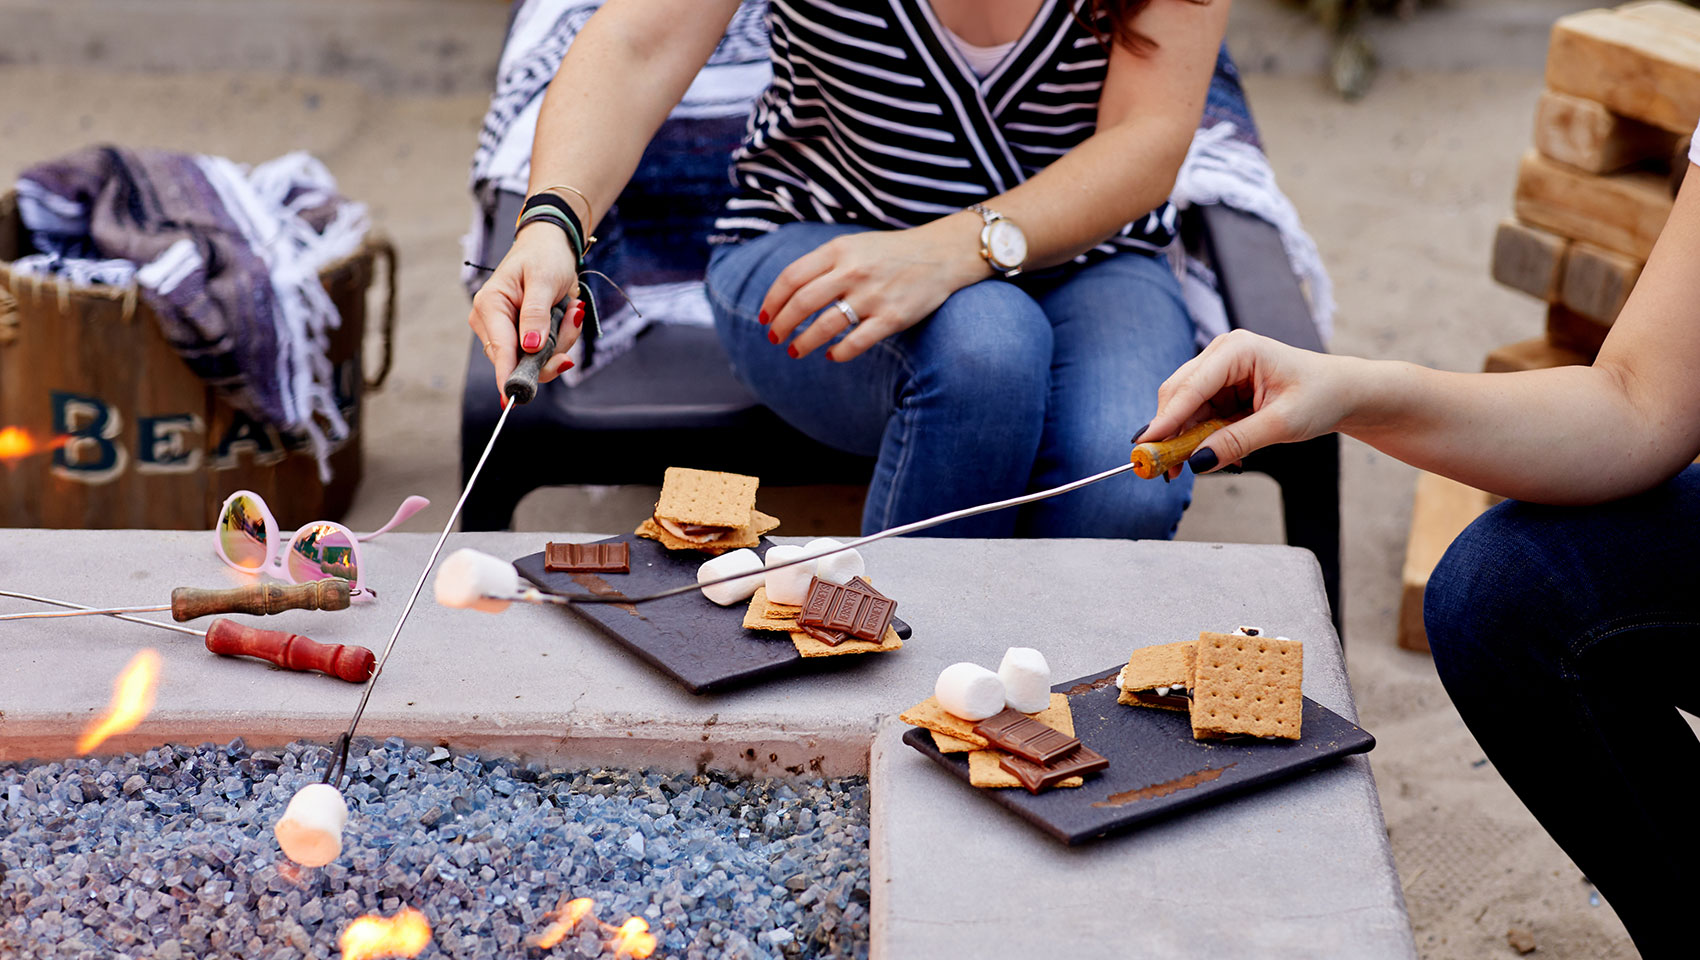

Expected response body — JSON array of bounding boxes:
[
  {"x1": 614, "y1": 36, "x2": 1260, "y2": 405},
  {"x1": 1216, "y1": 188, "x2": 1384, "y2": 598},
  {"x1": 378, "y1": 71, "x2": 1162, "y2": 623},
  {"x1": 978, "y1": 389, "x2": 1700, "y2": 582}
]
[{"x1": 471, "y1": 0, "x2": 1229, "y2": 537}]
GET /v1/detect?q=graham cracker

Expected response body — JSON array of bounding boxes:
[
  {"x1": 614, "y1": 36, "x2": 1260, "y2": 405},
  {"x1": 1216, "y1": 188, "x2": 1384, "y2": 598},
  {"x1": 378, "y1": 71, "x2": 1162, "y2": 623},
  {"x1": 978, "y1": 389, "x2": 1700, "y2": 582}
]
[
  {"x1": 899, "y1": 697, "x2": 987, "y2": 747},
  {"x1": 789, "y1": 625, "x2": 902, "y2": 658},
  {"x1": 931, "y1": 730, "x2": 980, "y2": 753},
  {"x1": 634, "y1": 510, "x2": 780, "y2": 554},
  {"x1": 965, "y1": 695, "x2": 1082, "y2": 789},
  {"x1": 1189, "y1": 631, "x2": 1304, "y2": 741},
  {"x1": 1118, "y1": 640, "x2": 1197, "y2": 693},
  {"x1": 742, "y1": 587, "x2": 801, "y2": 632},
  {"x1": 654, "y1": 467, "x2": 759, "y2": 528}
]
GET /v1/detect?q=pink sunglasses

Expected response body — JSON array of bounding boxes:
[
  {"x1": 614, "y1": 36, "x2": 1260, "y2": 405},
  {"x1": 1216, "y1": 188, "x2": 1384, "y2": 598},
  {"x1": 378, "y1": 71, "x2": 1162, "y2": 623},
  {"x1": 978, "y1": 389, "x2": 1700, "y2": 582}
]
[{"x1": 214, "y1": 490, "x2": 429, "y2": 601}]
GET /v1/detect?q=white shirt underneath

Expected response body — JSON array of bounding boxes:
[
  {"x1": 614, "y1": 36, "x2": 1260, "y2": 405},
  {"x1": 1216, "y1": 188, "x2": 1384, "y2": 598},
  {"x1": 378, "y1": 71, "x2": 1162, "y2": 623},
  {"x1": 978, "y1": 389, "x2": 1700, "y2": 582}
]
[{"x1": 941, "y1": 22, "x2": 1017, "y2": 78}]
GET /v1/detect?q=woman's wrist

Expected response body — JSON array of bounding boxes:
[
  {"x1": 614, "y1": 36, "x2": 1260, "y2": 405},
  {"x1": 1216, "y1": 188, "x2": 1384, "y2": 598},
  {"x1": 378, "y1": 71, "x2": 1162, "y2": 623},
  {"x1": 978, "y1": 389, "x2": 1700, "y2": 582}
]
[
  {"x1": 1335, "y1": 356, "x2": 1418, "y2": 440},
  {"x1": 922, "y1": 211, "x2": 996, "y2": 288}
]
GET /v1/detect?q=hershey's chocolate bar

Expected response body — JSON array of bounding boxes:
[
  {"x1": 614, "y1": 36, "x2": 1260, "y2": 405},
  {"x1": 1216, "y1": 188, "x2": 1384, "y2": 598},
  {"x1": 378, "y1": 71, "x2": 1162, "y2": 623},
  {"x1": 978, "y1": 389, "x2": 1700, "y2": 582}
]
[
  {"x1": 999, "y1": 744, "x2": 1109, "y2": 794},
  {"x1": 973, "y1": 708, "x2": 1081, "y2": 765},
  {"x1": 545, "y1": 542, "x2": 631, "y2": 574},
  {"x1": 797, "y1": 576, "x2": 895, "y2": 643}
]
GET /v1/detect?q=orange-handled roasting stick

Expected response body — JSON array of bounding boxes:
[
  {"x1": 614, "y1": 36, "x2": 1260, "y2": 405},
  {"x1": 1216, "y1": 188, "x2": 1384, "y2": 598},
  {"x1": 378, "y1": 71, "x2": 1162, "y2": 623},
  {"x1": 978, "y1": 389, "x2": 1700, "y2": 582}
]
[
  {"x1": 0, "y1": 590, "x2": 375, "y2": 683},
  {"x1": 0, "y1": 580, "x2": 352, "y2": 623},
  {"x1": 1129, "y1": 418, "x2": 1232, "y2": 479}
]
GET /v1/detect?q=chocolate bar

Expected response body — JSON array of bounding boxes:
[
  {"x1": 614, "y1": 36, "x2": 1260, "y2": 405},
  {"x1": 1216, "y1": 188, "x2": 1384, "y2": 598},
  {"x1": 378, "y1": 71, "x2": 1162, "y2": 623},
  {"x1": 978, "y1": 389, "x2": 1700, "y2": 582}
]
[
  {"x1": 797, "y1": 576, "x2": 895, "y2": 644},
  {"x1": 998, "y1": 744, "x2": 1109, "y2": 794},
  {"x1": 972, "y1": 708, "x2": 1081, "y2": 765},
  {"x1": 544, "y1": 542, "x2": 630, "y2": 574}
]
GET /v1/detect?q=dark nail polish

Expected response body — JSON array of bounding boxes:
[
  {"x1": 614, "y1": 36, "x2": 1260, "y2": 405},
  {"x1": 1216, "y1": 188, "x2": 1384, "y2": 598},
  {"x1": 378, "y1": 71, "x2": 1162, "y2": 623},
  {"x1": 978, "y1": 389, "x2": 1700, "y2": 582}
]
[
  {"x1": 1188, "y1": 448, "x2": 1219, "y2": 474},
  {"x1": 521, "y1": 331, "x2": 541, "y2": 352},
  {"x1": 787, "y1": 344, "x2": 799, "y2": 359},
  {"x1": 759, "y1": 310, "x2": 770, "y2": 324},
  {"x1": 768, "y1": 330, "x2": 779, "y2": 345},
  {"x1": 1130, "y1": 421, "x2": 1150, "y2": 444}
]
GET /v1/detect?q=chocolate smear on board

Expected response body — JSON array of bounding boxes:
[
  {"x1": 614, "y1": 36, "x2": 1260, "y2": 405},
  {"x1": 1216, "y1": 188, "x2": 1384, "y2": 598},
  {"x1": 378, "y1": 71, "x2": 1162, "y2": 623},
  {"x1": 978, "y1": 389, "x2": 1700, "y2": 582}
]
[
  {"x1": 570, "y1": 573, "x2": 642, "y2": 618},
  {"x1": 1090, "y1": 763, "x2": 1236, "y2": 808},
  {"x1": 1063, "y1": 674, "x2": 1120, "y2": 696}
]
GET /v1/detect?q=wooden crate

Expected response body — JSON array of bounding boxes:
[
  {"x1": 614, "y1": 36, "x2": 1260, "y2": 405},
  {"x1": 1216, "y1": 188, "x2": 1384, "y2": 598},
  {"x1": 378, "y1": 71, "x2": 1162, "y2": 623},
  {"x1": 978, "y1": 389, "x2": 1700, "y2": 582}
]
[
  {"x1": 0, "y1": 192, "x2": 395, "y2": 528},
  {"x1": 1398, "y1": 472, "x2": 1496, "y2": 652}
]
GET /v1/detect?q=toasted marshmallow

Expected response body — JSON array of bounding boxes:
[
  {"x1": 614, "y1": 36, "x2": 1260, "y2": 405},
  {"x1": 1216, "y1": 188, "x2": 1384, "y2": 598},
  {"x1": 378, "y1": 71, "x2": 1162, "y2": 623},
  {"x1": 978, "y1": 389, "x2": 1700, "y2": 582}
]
[
  {"x1": 434, "y1": 549, "x2": 519, "y2": 613},
  {"x1": 763, "y1": 545, "x2": 813, "y2": 606},
  {"x1": 658, "y1": 517, "x2": 728, "y2": 543},
  {"x1": 698, "y1": 549, "x2": 765, "y2": 606},
  {"x1": 274, "y1": 783, "x2": 349, "y2": 867},
  {"x1": 934, "y1": 662, "x2": 1007, "y2": 721},
  {"x1": 998, "y1": 647, "x2": 1052, "y2": 713},
  {"x1": 806, "y1": 538, "x2": 866, "y2": 584}
]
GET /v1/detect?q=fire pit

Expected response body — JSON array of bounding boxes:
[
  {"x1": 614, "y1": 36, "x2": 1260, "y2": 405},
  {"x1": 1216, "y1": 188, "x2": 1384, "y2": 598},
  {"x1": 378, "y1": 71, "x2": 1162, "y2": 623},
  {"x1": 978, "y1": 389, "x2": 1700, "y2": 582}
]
[{"x1": 0, "y1": 738, "x2": 872, "y2": 958}]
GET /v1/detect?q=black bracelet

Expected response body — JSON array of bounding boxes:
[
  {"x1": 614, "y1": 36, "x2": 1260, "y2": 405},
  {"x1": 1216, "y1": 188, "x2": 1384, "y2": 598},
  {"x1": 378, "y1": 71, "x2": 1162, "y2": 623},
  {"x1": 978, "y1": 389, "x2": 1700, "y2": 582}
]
[{"x1": 520, "y1": 193, "x2": 587, "y2": 259}]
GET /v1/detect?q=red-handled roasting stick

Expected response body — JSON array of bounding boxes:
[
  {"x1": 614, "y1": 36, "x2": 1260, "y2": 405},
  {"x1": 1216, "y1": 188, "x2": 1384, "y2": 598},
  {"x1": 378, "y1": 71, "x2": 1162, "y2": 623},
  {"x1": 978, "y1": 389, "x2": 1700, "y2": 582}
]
[
  {"x1": 321, "y1": 300, "x2": 571, "y2": 789},
  {"x1": 0, "y1": 580, "x2": 353, "y2": 623},
  {"x1": 0, "y1": 589, "x2": 375, "y2": 682}
]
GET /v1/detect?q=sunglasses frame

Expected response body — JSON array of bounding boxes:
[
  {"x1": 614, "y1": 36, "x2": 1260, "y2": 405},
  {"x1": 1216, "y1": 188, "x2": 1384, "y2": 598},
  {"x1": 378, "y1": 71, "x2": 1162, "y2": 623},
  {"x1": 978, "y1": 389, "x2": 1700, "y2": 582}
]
[{"x1": 214, "y1": 489, "x2": 427, "y2": 599}]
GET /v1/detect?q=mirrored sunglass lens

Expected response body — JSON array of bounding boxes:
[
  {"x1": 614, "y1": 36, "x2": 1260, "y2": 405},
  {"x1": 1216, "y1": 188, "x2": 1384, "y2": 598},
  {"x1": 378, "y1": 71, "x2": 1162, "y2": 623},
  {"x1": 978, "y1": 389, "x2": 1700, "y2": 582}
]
[
  {"x1": 287, "y1": 524, "x2": 358, "y2": 584},
  {"x1": 218, "y1": 495, "x2": 269, "y2": 569}
]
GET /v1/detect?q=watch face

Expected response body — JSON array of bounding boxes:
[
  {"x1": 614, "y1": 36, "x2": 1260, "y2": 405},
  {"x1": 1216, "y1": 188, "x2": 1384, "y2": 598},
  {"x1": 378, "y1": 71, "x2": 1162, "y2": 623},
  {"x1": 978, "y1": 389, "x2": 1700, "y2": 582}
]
[{"x1": 986, "y1": 219, "x2": 1027, "y2": 269}]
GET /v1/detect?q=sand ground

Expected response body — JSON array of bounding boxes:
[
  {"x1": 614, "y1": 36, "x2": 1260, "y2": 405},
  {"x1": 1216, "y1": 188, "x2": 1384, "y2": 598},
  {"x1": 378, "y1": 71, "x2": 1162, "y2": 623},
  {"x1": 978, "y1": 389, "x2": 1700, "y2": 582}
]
[{"x1": 0, "y1": 4, "x2": 1651, "y2": 955}]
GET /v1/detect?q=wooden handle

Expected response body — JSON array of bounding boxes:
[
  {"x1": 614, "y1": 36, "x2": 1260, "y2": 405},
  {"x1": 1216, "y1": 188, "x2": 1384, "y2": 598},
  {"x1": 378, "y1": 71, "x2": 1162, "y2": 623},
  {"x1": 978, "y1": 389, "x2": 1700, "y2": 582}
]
[
  {"x1": 171, "y1": 580, "x2": 353, "y2": 622},
  {"x1": 202, "y1": 619, "x2": 375, "y2": 683},
  {"x1": 1129, "y1": 418, "x2": 1233, "y2": 479}
]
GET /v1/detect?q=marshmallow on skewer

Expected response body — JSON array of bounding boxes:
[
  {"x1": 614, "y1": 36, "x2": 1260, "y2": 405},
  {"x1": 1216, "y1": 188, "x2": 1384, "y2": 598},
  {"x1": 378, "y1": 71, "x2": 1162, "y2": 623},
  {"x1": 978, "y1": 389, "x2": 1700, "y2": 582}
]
[
  {"x1": 998, "y1": 647, "x2": 1052, "y2": 713},
  {"x1": 764, "y1": 545, "x2": 813, "y2": 606},
  {"x1": 434, "y1": 549, "x2": 520, "y2": 613},
  {"x1": 698, "y1": 549, "x2": 765, "y2": 606},
  {"x1": 934, "y1": 662, "x2": 1007, "y2": 721},
  {"x1": 805, "y1": 537, "x2": 866, "y2": 584},
  {"x1": 274, "y1": 783, "x2": 349, "y2": 867}
]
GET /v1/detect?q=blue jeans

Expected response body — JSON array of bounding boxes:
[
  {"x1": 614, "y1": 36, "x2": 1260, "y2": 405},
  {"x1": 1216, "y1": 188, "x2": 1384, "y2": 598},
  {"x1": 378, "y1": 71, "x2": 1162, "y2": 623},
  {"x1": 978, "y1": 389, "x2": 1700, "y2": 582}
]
[
  {"x1": 1425, "y1": 465, "x2": 1700, "y2": 958},
  {"x1": 705, "y1": 223, "x2": 1196, "y2": 538}
]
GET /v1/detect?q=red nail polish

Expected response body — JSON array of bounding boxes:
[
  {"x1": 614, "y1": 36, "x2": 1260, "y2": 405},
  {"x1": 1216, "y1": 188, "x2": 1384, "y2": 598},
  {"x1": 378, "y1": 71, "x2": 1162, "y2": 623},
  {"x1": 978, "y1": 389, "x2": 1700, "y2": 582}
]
[
  {"x1": 563, "y1": 359, "x2": 575, "y2": 370},
  {"x1": 522, "y1": 331, "x2": 541, "y2": 352},
  {"x1": 768, "y1": 330, "x2": 779, "y2": 345},
  {"x1": 787, "y1": 344, "x2": 799, "y2": 359},
  {"x1": 573, "y1": 305, "x2": 584, "y2": 328},
  {"x1": 759, "y1": 310, "x2": 770, "y2": 324}
]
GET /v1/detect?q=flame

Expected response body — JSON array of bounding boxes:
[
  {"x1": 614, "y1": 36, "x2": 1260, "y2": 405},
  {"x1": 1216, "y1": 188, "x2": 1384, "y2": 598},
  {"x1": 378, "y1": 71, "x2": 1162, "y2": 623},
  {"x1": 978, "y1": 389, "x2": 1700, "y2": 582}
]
[
  {"x1": 0, "y1": 426, "x2": 66, "y2": 462},
  {"x1": 530, "y1": 897, "x2": 595, "y2": 949},
  {"x1": 527, "y1": 897, "x2": 656, "y2": 957},
  {"x1": 339, "y1": 907, "x2": 432, "y2": 960},
  {"x1": 76, "y1": 650, "x2": 161, "y2": 754},
  {"x1": 608, "y1": 917, "x2": 657, "y2": 959}
]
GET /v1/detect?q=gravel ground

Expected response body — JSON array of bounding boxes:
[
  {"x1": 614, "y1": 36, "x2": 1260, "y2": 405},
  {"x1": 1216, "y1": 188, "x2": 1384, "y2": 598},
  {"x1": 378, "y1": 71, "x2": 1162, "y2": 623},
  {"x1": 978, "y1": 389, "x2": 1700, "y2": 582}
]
[{"x1": 0, "y1": 739, "x2": 871, "y2": 960}]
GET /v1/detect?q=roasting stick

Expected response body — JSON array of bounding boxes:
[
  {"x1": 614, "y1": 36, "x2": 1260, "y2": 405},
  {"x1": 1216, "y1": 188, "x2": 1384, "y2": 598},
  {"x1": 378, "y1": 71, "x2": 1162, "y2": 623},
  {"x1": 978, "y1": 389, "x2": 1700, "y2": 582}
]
[
  {"x1": 0, "y1": 580, "x2": 353, "y2": 623},
  {"x1": 0, "y1": 589, "x2": 375, "y2": 682}
]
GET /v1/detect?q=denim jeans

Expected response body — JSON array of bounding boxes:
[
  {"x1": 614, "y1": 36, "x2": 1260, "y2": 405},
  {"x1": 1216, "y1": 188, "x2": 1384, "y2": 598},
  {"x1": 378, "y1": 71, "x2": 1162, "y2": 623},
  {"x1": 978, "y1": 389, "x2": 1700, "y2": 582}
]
[
  {"x1": 705, "y1": 223, "x2": 1197, "y2": 538},
  {"x1": 1425, "y1": 465, "x2": 1700, "y2": 958}
]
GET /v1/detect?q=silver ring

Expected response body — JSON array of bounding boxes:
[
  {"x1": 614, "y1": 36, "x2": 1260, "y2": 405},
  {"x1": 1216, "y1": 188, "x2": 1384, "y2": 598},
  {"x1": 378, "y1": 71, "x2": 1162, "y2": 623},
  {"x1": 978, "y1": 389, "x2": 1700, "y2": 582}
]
[{"x1": 832, "y1": 298, "x2": 860, "y2": 327}]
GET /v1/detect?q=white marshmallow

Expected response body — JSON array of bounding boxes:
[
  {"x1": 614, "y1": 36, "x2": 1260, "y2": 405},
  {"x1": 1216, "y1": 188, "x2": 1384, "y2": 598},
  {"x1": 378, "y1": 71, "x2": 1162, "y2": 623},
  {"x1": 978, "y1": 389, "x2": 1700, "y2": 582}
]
[
  {"x1": 274, "y1": 783, "x2": 349, "y2": 867},
  {"x1": 998, "y1": 647, "x2": 1053, "y2": 713},
  {"x1": 806, "y1": 537, "x2": 866, "y2": 584},
  {"x1": 434, "y1": 549, "x2": 519, "y2": 613},
  {"x1": 934, "y1": 662, "x2": 1007, "y2": 721},
  {"x1": 697, "y1": 549, "x2": 765, "y2": 606},
  {"x1": 763, "y1": 545, "x2": 814, "y2": 606}
]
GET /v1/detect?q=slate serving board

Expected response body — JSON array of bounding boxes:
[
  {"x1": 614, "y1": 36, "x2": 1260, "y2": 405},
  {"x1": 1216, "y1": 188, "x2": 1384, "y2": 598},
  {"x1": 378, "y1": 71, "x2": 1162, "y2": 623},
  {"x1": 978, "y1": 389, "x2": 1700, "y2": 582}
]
[
  {"x1": 903, "y1": 666, "x2": 1375, "y2": 845},
  {"x1": 514, "y1": 533, "x2": 911, "y2": 695}
]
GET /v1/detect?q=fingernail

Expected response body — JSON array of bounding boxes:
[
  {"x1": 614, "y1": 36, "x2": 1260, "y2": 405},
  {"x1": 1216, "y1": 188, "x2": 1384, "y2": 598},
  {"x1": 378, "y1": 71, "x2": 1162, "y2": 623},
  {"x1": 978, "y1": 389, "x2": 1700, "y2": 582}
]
[
  {"x1": 522, "y1": 331, "x2": 542, "y2": 352},
  {"x1": 1130, "y1": 421, "x2": 1150, "y2": 444},
  {"x1": 768, "y1": 330, "x2": 779, "y2": 345},
  {"x1": 564, "y1": 359, "x2": 575, "y2": 370},
  {"x1": 787, "y1": 344, "x2": 799, "y2": 359},
  {"x1": 573, "y1": 305, "x2": 584, "y2": 328},
  {"x1": 1188, "y1": 448, "x2": 1219, "y2": 474},
  {"x1": 759, "y1": 310, "x2": 770, "y2": 324}
]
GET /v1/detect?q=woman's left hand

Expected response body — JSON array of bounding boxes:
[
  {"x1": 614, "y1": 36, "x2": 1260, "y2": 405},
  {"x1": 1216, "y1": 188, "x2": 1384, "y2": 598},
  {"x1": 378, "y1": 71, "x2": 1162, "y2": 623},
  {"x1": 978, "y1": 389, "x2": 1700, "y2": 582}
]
[{"x1": 761, "y1": 224, "x2": 990, "y2": 362}]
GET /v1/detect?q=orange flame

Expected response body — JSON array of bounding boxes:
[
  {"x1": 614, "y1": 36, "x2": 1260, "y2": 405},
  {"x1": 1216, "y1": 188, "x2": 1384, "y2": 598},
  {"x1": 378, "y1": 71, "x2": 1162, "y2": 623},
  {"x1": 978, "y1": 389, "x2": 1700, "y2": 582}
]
[
  {"x1": 0, "y1": 426, "x2": 66, "y2": 462},
  {"x1": 76, "y1": 650, "x2": 161, "y2": 754},
  {"x1": 530, "y1": 897, "x2": 595, "y2": 949},
  {"x1": 527, "y1": 897, "x2": 656, "y2": 957},
  {"x1": 339, "y1": 907, "x2": 432, "y2": 960},
  {"x1": 608, "y1": 917, "x2": 657, "y2": 959}
]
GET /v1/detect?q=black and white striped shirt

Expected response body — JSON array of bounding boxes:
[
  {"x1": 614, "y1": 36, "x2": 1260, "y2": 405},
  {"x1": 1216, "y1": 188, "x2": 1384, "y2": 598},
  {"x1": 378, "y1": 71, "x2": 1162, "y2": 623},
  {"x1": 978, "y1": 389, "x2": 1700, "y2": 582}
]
[{"x1": 712, "y1": 0, "x2": 1178, "y2": 260}]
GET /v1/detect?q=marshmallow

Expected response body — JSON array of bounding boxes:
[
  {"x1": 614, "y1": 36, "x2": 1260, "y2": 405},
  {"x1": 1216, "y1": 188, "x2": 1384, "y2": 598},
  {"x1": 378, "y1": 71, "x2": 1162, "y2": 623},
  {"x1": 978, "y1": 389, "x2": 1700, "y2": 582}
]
[
  {"x1": 998, "y1": 647, "x2": 1053, "y2": 713},
  {"x1": 274, "y1": 783, "x2": 349, "y2": 867},
  {"x1": 764, "y1": 545, "x2": 813, "y2": 606},
  {"x1": 434, "y1": 549, "x2": 519, "y2": 613},
  {"x1": 697, "y1": 549, "x2": 765, "y2": 606},
  {"x1": 934, "y1": 662, "x2": 1007, "y2": 721},
  {"x1": 806, "y1": 537, "x2": 866, "y2": 584}
]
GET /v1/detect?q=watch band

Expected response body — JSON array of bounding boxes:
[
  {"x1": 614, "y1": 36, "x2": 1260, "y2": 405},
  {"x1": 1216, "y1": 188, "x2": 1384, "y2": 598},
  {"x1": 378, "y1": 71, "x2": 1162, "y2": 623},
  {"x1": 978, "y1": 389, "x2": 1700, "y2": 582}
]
[{"x1": 969, "y1": 202, "x2": 1023, "y2": 277}]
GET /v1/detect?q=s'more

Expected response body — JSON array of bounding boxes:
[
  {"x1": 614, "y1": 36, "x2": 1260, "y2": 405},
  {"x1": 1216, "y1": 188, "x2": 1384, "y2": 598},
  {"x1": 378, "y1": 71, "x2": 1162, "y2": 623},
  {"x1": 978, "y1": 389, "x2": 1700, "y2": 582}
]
[{"x1": 636, "y1": 467, "x2": 780, "y2": 554}]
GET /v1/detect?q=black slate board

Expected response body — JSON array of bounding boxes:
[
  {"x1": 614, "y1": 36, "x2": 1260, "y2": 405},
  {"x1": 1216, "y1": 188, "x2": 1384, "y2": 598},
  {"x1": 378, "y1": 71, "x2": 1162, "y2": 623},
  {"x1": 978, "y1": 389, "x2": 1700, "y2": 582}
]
[
  {"x1": 904, "y1": 666, "x2": 1375, "y2": 845},
  {"x1": 514, "y1": 533, "x2": 911, "y2": 695}
]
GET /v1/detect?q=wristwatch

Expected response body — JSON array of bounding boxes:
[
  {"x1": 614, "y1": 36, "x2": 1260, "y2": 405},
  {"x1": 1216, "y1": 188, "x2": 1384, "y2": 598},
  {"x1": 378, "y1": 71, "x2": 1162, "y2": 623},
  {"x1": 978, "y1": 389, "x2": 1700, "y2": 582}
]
[{"x1": 969, "y1": 203, "x2": 1028, "y2": 277}]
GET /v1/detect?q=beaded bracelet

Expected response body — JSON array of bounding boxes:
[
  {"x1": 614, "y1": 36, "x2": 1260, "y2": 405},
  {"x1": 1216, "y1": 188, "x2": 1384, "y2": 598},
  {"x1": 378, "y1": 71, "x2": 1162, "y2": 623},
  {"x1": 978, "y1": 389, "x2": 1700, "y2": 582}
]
[{"x1": 516, "y1": 201, "x2": 587, "y2": 267}]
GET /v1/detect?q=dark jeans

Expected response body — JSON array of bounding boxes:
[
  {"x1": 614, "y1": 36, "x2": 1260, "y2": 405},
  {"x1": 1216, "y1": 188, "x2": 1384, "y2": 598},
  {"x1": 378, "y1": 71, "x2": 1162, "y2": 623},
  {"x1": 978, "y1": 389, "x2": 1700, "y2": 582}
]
[{"x1": 1424, "y1": 465, "x2": 1700, "y2": 958}]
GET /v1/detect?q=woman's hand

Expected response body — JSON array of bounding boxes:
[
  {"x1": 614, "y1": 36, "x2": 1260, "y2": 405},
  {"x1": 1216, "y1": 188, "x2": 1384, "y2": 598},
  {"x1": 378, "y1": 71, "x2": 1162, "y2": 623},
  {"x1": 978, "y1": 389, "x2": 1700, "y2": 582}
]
[
  {"x1": 1141, "y1": 329, "x2": 1361, "y2": 475},
  {"x1": 761, "y1": 223, "x2": 991, "y2": 363},
  {"x1": 468, "y1": 225, "x2": 585, "y2": 398}
]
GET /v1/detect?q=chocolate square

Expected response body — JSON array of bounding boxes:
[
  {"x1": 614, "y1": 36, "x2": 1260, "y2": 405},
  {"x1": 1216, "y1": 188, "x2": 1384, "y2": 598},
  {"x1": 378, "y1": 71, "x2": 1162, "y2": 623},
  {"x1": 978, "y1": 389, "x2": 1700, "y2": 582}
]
[
  {"x1": 973, "y1": 708, "x2": 1082, "y2": 765},
  {"x1": 998, "y1": 744, "x2": 1109, "y2": 794},
  {"x1": 796, "y1": 576, "x2": 896, "y2": 645},
  {"x1": 544, "y1": 541, "x2": 630, "y2": 574}
]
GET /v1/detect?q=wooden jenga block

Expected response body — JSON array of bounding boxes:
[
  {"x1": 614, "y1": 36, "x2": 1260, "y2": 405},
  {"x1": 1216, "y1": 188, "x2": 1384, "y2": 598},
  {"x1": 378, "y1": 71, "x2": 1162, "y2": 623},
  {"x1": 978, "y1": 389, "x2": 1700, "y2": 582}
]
[
  {"x1": 1533, "y1": 90, "x2": 1678, "y2": 173},
  {"x1": 1547, "y1": 5, "x2": 1700, "y2": 134},
  {"x1": 1547, "y1": 302, "x2": 1612, "y2": 356},
  {"x1": 1491, "y1": 219, "x2": 1569, "y2": 301},
  {"x1": 1398, "y1": 472, "x2": 1496, "y2": 653},
  {"x1": 1560, "y1": 241, "x2": 1643, "y2": 323},
  {"x1": 1484, "y1": 337, "x2": 1592, "y2": 373},
  {"x1": 1513, "y1": 151, "x2": 1673, "y2": 260}
]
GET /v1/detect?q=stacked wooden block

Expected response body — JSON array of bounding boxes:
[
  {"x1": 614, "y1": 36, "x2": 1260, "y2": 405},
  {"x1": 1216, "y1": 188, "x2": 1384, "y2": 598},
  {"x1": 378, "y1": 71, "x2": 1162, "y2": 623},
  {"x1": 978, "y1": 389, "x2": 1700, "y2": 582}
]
[{"x1": 1398, "y1": 0, "x2": 1700, "y2": 651}]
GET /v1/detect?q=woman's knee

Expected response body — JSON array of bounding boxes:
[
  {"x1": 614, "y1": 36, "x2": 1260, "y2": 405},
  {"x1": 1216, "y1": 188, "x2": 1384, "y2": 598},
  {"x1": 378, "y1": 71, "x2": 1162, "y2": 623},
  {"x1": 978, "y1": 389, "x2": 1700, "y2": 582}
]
[
  {"x1": 1424, "y1": 501, "x2": 1569, "y2": 676},
  {"x1": 911, "y1": 280, "x2": 1052, "y2": 410}
]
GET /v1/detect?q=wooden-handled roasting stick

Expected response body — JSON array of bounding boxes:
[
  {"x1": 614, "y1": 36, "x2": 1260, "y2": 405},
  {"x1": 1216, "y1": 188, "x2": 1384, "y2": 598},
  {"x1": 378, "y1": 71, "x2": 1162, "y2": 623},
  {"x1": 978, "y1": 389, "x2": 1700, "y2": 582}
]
[
  {"x1": 0, "y1": 580, "x2": 352, "y2": 622},
  {"x1": 0, "y1": 589, "x2": 375, "y2": 682},
  {"x1": 321, "y1": 300, "x2": 572, "y2": 788},
  {"x1": 1128, "y1": 418, "x2": 1233, "y2": 479}
]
